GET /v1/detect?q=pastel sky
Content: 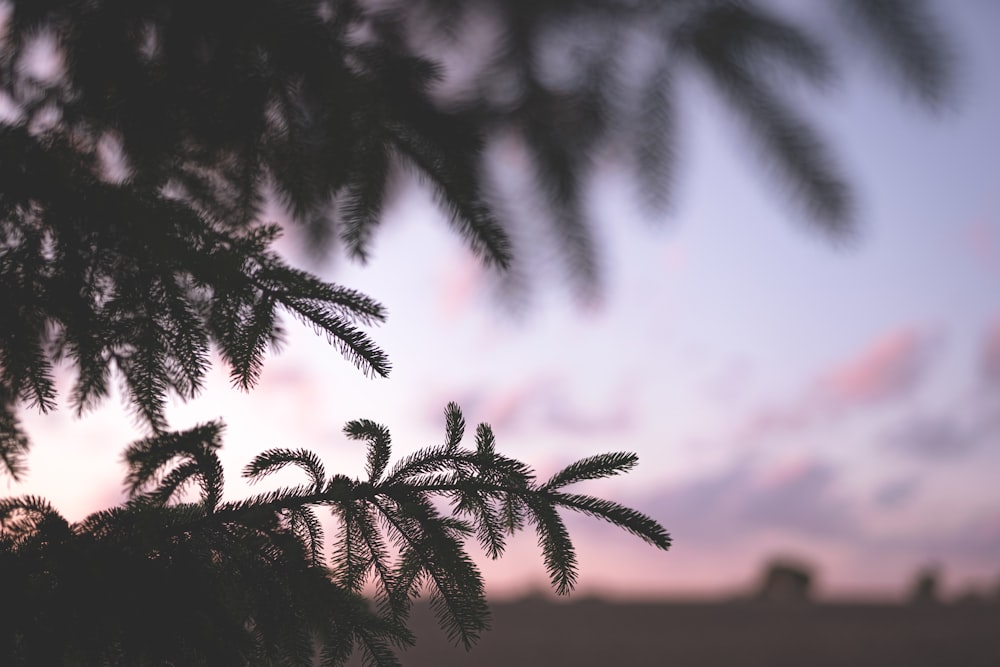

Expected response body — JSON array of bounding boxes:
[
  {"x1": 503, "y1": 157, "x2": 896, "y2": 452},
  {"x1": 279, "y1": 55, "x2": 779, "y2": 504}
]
[{"x1": 9, "y1": 2, "x2": 1000, "y2": 600}]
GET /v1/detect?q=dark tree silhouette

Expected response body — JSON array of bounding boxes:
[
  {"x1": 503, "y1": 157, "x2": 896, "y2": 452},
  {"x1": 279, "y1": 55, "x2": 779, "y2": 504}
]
[
  {"x1": 1, "y1": 403, "x2": 670, "y2": 665},
  {"x1": 0, "y1": 1, "x2": 954, "y2": 664},
  {"x1": 756, "y1": 558, "x2": 815, "y2": 603}
]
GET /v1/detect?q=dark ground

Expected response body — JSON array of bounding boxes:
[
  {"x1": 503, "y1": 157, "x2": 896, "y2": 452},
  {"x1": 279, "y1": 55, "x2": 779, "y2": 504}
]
[{"x1": 363, "y1": 598, "x2": 1000, "y2": 666}]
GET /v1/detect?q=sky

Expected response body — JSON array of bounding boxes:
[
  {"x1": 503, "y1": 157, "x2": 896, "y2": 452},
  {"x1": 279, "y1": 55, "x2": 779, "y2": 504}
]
[{"x1": 9, "y1": 2, "x2": 1000, "y2": 601}]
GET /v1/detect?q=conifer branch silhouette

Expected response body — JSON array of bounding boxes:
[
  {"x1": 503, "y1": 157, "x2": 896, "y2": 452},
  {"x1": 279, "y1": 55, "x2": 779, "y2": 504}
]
[{"x1": 1, "y1": 402, "x2": 669, "y2": 665}]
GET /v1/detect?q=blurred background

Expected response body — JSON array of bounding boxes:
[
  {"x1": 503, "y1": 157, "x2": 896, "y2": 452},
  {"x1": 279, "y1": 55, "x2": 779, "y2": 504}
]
[{"x1": 10, "y1": 0, "x2": 1000, "y2": 618}]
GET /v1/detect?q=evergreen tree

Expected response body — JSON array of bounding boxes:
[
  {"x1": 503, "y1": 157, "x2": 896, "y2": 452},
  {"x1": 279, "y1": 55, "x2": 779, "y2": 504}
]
[{"x1": 0, "y1": 1, "x2": 952, "y2": 664}]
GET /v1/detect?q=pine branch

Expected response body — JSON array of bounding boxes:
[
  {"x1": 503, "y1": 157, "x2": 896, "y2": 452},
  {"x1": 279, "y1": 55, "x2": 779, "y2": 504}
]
[
  {"x1": 331, "y1": 500, "x2": 372, "y2": 594},
  {"x1": 340, "y1": 135, "x2": 392, "y2": 263},
  {"x1": 2, "y1": 403, "x2": 669, "y2": 663},
  {"x1": 244, "y1": 448, "x2": 328, "y2": 494},
  {"x1": 552, "y1": 492, "x2": 672, "y2": 550},
  {"x1": 0, "y1": 127, "x2": 389, "y2": 469},
  {"x1": 443, "y1": 401, "x2": 465, "y2": 451},
  {"x1": 635, "y1": 60, "x2": 675, "y2": 215},
  {"x1": 371, "y1": 493, "x2": 490, "y2": 649},
  {"x1": 255, "y1": 262, "x2": 388, "y2": 326},
  {"x1": 0, "y1": 398, "x2": 30, "y2": 480},
  {"x1": 676, "y1": 3, "x2": 853, "y2": 234},
  {"x1": 275, "y1": 297, "x2": 391, "y2": 378},
  {"x1": 354, "y1": 625, "x2": 404, "y2": 667},
  {"x1": 211, "y1": 286, "x2": 280, "y2": 392},
  {"x1": 453, "y1": 487, "x2": 508, "y2": 560},
  {"x1": 354, "y1": 504, "x2": 406, "y2": 625},
  {"x1": 523, "y1": 113, "x2": 600, "y2": 298},
  {"x1": 384, "y1": 445, "x2": 475, "y2": 485},
  {"x1": 676, "y1": 2, "x2": 833, "y2": 84},
  {"x1": 138, "y1": 460, "x2": 204, "y2": 508},
  {"x1": 343, "y1": 419, "x2": 392, "y2": 484},
  {"x1": 525, "y1": 496, "x2": 578, "y2": 596},
  {"x1": 389, "y1": 124, "x2": 512, "y2": 271},
  {"x1": 541, "y1": 451, "x2": 639, "y2": 490},
  {"x1": 474, "y1": 422, "x2": 496, "y2": 461},
  {"x1": 123, "y1": 421, "x2": 226, "y2": 509},
  {"x1": 286, "y1": 506, "x2": 326, "y2": 567},
  {"x1": 837, "y1": 0, "x2": 954, "y2": 109},
  {"x1": 0, "y1": 305, "x2": 57, "y2": 413},
  {"x1": 0, "y1": 495, "x2": 64, "y2": 537}
]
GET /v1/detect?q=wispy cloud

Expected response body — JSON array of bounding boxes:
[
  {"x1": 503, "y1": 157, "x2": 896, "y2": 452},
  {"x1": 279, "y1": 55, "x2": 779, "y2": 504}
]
[
  {"x1": 980, "y1": 317, "x2": 1000, "y2": 388},
  {"x1": 817, "y1": 327, "x2": 937, "y2": 406},
  {"x1": 732, "y1": 326, "x2": 941, "y2": 446},
  {"x1": 702, "y1": 357, "x2": 754, "y2": 406},
  {"x1": 872, "y1": 476, "x2": 921, "y2": 509},
  {"x1": 427, "y1": 372, "x2": 637, "y2": 438},
  {"x1": 882, "y1": 414, "x2": 977, "y2": 460},
  {"x1": 620, "y1": 454, "x2": 1000, "y2": 587},
  {"x1": 964, "y1": 220, "x2": 1000, "y2": 273},
  {"x1": 874, "y1": 320, "x2": 1000, "y2": 460},
  {"x1": 437, "y1": 250, "x2": 486, "y2": 319},
  {"x1": 636, "y1": 456, "x2": 858, "y2": 546}
]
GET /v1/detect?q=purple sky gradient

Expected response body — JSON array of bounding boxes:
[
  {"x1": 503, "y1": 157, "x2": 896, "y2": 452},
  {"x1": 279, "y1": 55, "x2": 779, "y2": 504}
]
[{"x1": 9, "y1": 2, "x2": 1000, "y2": 600}]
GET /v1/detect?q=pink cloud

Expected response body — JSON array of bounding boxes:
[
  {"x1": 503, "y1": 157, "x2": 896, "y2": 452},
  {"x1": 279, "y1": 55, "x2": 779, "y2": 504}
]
[
  {"x1": 633, "y1": 455, "x2": 856, "y2": 545},
  {"x1": 437, "y1": 251, "x2": 485, "y2": 319},
  {"x1": 429, "y1": 375, "x2": 556, "y2": 433},
  {"x1": 429, "y1": 373, "x2": 637, "y2": 437},
  {"x1": 660, "y1": 243, "x2": 688, "y2": 276},
  {"x1": 981, "y1": 318, "x2": 1000, "y2": 387},
  {"x1": 882, "y1": 414, "x2": 974, "y2": 460},
  {"x1": 757, "y1": 458, "x2": 823, "y2": 490},
  {"x1": 964, "y1": 221, "x2": 1000, "y2": 273},
  {"x1": 480, "y1": 378, "x2": 552, "y2": 431},
  {"x1": 873, "y1": 476, "x2": 920, "y2": 509},
  {"x1": 739, "y1": 403, "x2": 816, "y2": 442},
  {"x1": 817, "y1": 328, "x2": 935, "y2": 406},
  {"x1": 544, "y1": 399, "x2": 634, "y2": 436},
  {"x1": 703, "y1": 358, "x2": 753, "y2": 406},
  {"x1": 731, "y1": 326, "x2": 938, "y2": 445}
]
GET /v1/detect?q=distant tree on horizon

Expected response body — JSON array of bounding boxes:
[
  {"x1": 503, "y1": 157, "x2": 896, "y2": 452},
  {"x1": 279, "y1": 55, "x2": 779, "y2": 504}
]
[
  {"x1": 908, "y1": 565, "x2": 942, "y2": 605},
  {"x1": 756, "y1": 558, "x2": 814, "y2": 603},
  {"x1": 0, "y1": 0, "x2": 954, "y2": 663}
]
